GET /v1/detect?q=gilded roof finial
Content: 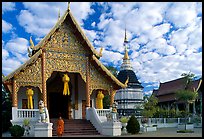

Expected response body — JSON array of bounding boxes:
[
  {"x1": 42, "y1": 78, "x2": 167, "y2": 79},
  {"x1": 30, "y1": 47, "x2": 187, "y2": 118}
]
[
  {"x1": 29, "y1": 36, "x2": 35, "y2": 49},
  {"x1": 123, "y1": 48, "x2": 129, "y2": 60},
  {"x1": 58, "y1": 9, "x2": 60, "y2": 20},
  {"x1": 68, "y1": 2, "x2": 70, "y2": 11},
  {"x1": 99, "y1": 47, "x2": 103, "y2": 57}
]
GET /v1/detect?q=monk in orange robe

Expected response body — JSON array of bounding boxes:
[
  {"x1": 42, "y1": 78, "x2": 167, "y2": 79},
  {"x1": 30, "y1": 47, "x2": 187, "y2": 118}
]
[{"x1": 57, "y1": 116, "x2": 64, "y2": 137}]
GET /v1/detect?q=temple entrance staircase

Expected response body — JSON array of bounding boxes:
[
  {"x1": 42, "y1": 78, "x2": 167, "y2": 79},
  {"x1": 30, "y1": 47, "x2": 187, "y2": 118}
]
[{"x1": 50, "y1": 119, "x2": 100, "y2": 136}]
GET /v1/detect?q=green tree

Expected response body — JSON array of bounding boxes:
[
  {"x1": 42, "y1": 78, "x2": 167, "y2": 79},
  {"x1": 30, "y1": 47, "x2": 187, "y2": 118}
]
[
  {"x1": 141, "y1": 94, "x2": 158, "y2": 119},
  {"x1": 176, "y1": 90, "x2": 198, "y2": 129},
  {"x1": 126, "y1": 115, "x2": 140, "y2": 134},
  {"x1": 176, "y1": 72, "x2": 198, "y2": 130},
  {"x1": 103, "y1": 95, "x2": 110, "y2": 109},
  {"x1": 106, "y1": 65, "x2": 118, "y2": 77},
  {"x1": 2, "y1": 79, "x2": 12, "y2": 132}
]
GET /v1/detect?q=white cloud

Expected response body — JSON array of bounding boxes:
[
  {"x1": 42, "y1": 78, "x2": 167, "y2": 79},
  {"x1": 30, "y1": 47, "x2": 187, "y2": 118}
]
[
  {"x1": 136, "y1": 52, "x2": 202, "y2": 84},
  {"x1": 144, "y1": 23, "x2": 171, "y2": 41},
  {"x1": 2, "y1": 58, "x2": 22, "y2": 76},
  {"x1": 165, "y1": 2, "x2": 197, "y2": 28},
  {"x1": 15, "y1": 53, "x2": 29, "y2": 63},
  {"x1": 97, "y1": 12, "x2": 113, "y2": 30},
  {"x1": 138, "y1": 52, "x2": 160, "y2": 62},
  {"x1": 71, "y1": 2, "x2": 95, "y2": 25},
  {"x1": 91, "y1": 22, "x2": 96, "y2": 27},
  {"x1": 5, "y1": 37, "x2": 29, "y2": 55},
  {"x1": 2, "y1": 20, "x2": 13, "y2": 33},
  {"x1": 99, "y1": 49, "x2": 123, "y2": 66},
  {"x1": 2, "y1": 2, "x2": 16, "y2": 14},
  {"x1": 17, "y1": 2, "x2": 94, "y2": 37},
  {"x1": 84, "y1": 29, "x2": 98, "y2": 43},
  {"x1": 2, "y1": 49, "x2": 9, "y2": 60},
  {"x1": 143, "y1": 38, "x2": 176, "y2": 55},
  {"x1": 17, "y1": 9, "x2": 57, "y2": 37}
]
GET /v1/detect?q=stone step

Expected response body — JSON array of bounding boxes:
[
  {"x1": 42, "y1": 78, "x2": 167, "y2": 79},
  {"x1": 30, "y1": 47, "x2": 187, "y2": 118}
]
[{"x1": 50, "y1": 119, "x2": 100, "y2": 136}]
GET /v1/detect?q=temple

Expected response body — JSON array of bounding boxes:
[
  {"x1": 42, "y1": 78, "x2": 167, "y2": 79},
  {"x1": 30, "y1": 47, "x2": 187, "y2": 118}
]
[
  {"x1": 2, "y1": 4, "x2": 126, "y2": 136},
  {"x1": 115, "y1": 29, "x2": 144, "y2": 117},
  {"x1": 153, "y1": 77, "x2": 202, "y2": 115}
]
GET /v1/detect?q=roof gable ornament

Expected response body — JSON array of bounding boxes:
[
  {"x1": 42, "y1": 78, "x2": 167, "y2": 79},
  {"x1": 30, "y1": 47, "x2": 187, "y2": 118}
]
[
  {"x1": 28, "y1": 36, "x2": 35, "y2": 57},
  {"x1": 68, "y1": 2, "x2": 70, "y2": 11},
  {"x1": 98, "y1": 47, "x2": 103, "y2": 57},
  {"x1": 58, "y1": 9, "x2": 60, "y2": 20}
]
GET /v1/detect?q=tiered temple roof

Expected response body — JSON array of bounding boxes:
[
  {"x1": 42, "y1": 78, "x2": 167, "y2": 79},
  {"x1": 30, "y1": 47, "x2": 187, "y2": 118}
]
[{"x1": 153, "y1": 77, "x2": 202, "y2": 102}]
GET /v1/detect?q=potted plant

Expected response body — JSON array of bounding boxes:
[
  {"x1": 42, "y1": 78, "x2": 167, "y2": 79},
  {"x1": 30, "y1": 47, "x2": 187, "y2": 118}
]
[
  {"x1": 23, "y1": 119, "x2": 31, "y2": 136},
  {"x1": 120, "y1": 116, "x2": 129, "y2": 134},
  {"x1": 9, "y1": 125, "x2": 25, "y2": 137}
]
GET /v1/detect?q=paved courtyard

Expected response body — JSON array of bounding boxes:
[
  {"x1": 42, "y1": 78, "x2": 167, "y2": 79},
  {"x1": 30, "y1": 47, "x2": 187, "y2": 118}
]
[
  {"x1": 121, "y1": 127, "x2": 202, "y2": 137},
  {"x1": 2, "y1": 127, "x2": 202, "y2": 137}
]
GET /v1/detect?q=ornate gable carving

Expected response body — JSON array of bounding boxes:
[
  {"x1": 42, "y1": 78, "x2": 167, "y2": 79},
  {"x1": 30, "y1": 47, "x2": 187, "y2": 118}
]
[
  {"x1": 45, "y1": 22, "x2": 87, "y2": 54},
  {"x1": 90, "y1": 64, "x2": 112, "y2": 91},
  {"x1": 15, "y1": 58, "x2": 42, "y2": 84}
]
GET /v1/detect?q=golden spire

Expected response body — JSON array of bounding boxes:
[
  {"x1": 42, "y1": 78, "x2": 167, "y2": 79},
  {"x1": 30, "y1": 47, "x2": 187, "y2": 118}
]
[
  {"x1": 123, "y1": 28, "x2": 129, "y2": 60},
  {"x1": 58, "y1": 9, "x2": 60, "y2": 20},
  {"x1": 124, "y1": 28, "x2": 128, "y2": 43},
  {"x1": 123, "y1": 48, "x2": 129, "y2": 60}
]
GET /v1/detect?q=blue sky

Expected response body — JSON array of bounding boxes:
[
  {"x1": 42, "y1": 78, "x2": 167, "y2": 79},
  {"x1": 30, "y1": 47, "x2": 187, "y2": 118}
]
[{"x1": 2, "y1": 2, "x2": 202, "y2": 96}]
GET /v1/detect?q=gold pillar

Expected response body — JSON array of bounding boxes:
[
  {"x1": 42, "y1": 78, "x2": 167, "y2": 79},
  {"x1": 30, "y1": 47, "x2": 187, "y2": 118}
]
[
  {"x1": 110, "y1": 90, "x2": 116, "y2": 107},
  {"x1": 12, "y1": 79, "x2": 18, "y2": 107},
  {"x1": 86, "y1": 57, "x2": 90, "y2": 108},
  {"x1": 41, "y1": 49, "x2": 47, "y2": 107}
]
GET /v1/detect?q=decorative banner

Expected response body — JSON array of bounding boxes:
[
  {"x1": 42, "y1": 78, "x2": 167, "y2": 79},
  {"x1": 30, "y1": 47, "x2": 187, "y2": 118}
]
[
  {"x1": 62, "y1": 74, "x2": 70, "y2": 95},
  {"x1": 26, "y1": 88, "x2": 34, "y2": 109},
  {"x1": 96, "y1": 91, "x2": 104, "y2": 109}
]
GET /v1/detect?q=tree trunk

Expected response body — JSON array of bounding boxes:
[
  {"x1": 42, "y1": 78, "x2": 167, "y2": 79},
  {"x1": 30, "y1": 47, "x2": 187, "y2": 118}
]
[{"x1": 185, "y1": 103, "x2": 189, "y2": 130}]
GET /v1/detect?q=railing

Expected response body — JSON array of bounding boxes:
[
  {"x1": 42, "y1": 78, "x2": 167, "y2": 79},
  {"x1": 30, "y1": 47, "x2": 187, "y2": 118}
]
[
  {"x1": 17, "y1": 109, "x2": 39, "y2": 119},
  {"x1": 87, "y1": 107, "x2": 103, "y2": 134},
  {"x1": 137, "y1": 117, "x2": 202, "y2": 128},
  {"x1": 12, "y1": 108, "x2": 39, "y2": 122},
  {"x1": 96, "y1": 109, "x2": 111, "y2": 117},
  {"x1": 95, "y1": 109, "x2": 111, "y2": 122},
  {"x1": 87, "y1": 107, "x2": 122, "y2": 136}
]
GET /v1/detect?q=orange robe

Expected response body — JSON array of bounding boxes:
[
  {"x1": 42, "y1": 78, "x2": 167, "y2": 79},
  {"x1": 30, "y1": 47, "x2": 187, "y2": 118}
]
[{"x1": 57, "y1": 118, "x2": 64, "y2": 136}]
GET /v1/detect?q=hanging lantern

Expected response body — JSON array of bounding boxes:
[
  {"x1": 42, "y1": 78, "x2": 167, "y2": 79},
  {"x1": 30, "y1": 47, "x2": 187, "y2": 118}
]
[
  {"x1": 62, "y1": 74, "x2": 70, "y2": 95},
  {"x1": 26, "y1": 88, "x2": 34, "y2": 109}
]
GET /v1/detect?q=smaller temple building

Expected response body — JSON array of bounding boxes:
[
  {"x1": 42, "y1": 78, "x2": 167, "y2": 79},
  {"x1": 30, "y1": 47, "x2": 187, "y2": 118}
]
[
  {"x1": 153, "y1": 77, "x2": 202, "y2": 116},
  {"x1": 114, "y1": 30, "x2": 144, "y2": 117}
]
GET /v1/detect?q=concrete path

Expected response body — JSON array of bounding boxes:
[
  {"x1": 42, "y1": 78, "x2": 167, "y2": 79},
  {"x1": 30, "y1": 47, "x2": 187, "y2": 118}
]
[{"x1": 2, "y1": 127, "x2": 202, "y2": 137}]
